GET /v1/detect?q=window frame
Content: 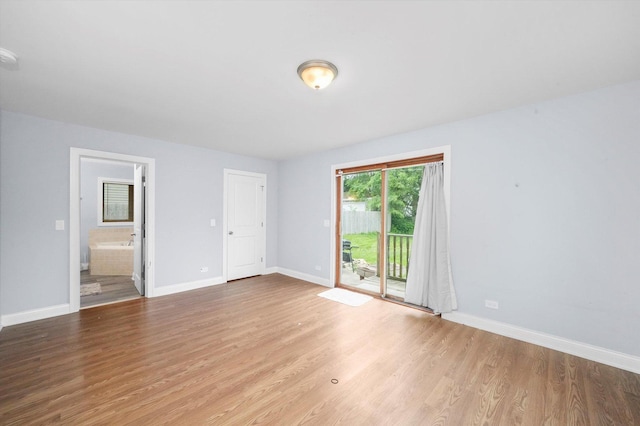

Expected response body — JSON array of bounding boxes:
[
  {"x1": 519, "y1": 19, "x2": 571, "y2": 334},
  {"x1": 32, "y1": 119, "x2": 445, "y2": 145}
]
[{"x1": 97, "y1": 177, "x2": 134, "y2": 226}]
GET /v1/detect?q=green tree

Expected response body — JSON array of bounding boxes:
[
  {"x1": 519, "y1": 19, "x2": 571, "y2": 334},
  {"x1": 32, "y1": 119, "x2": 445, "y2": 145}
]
[
  {"x1": 343, "y1": 171, "x2": 381, "y2": 211},
  {"x1": 343, "y1": 166, "x2": 424, "y2": 234}
]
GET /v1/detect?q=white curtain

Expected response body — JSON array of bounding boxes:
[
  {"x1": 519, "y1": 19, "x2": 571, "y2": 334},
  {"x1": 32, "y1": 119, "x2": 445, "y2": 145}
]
[{"x1": 404, "y1": 162, "x2": 457, "y2": 313}]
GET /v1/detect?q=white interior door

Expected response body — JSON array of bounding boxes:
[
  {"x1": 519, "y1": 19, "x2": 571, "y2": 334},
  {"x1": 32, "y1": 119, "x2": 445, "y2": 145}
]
[
  {"x1": 132, "y1": 163, "x2": 144, "y2": 295},
  {"x1": 226, "y1": 171, "x2": 265, "y2": 281}
]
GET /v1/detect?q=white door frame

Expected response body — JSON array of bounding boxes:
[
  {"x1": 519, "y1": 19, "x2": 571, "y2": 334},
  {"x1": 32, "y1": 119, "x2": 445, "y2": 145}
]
[
  {"x1": 132, "y1": 163, "x2": 145, "y2": 296},
  {"x1": 223, "y1": 169, "x2": 267, "y2": 281},
  {"x1": 69, "y1": 148, "x2": 156, "y2": 312}
]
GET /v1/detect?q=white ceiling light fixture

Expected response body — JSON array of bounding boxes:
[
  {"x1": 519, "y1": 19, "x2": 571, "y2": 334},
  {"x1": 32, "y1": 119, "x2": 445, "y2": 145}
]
[
  {"x1": 0, "y1": 47, "x2": 19, "y2": 69},
  {"x1": 297, "y1": 60, "x2": 338, "y2": 90}
]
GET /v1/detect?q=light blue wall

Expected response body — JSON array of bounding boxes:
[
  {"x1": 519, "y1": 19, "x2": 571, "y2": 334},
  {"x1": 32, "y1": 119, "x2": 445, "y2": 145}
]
[
  {"x1": 0, "y1": 111, "x2": 278, "y2": 314},
  {"x1": 278, "y1": 81, "x2": 640, "y2": 357},
  {"x1": 80, "y1": 159, "x2": 134, "y2": 264}
]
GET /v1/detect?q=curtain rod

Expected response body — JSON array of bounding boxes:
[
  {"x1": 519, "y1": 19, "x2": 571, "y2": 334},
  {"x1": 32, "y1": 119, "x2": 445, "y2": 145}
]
[
  {"x1": 382, "y1": 160, "x2": 443, "y2": 172},
  {"x1": 336, "y1": 160, "x2": 444, "y2": 177}
]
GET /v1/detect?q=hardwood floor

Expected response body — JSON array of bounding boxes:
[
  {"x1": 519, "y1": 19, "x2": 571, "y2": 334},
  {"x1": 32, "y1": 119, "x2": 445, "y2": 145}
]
[
  {"x1": 1, "y1": 274, "x2": 638, "y2": 425},
  {"x1": 81, "y1": 271, "x2": 140, "y2": 308}
]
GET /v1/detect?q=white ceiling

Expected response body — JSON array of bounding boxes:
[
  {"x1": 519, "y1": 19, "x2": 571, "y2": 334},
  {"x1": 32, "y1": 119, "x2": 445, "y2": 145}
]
[{"x1": 1, "y1": 1, "x2": 639, "y2": 160}]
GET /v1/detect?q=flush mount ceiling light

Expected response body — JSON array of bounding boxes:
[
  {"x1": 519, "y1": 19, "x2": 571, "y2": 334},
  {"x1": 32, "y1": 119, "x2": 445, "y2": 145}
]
[{"x1": 297, "y1": 60, "x2": 338, "y2": 90}]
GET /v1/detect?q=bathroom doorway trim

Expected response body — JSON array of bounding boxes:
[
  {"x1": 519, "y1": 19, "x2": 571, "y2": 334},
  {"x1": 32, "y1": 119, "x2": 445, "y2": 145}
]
[{"x1": 69, "y1": 148, "x2": 156, "y2": 313}]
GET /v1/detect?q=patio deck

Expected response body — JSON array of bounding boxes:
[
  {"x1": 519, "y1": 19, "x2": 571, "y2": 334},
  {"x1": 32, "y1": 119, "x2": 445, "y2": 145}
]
[{"x1": 340, "y1": 265, "x2": 406, "y2": 299}]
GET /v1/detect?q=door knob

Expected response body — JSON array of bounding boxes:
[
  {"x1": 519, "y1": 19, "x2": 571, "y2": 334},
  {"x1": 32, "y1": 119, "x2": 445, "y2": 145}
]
[{"x1": 228, "y1": 231, "x2": 234, "y2": 235}]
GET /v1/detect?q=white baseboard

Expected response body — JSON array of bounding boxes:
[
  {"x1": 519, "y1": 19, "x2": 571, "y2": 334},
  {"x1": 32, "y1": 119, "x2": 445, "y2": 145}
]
[
  {"x1": 152, "y1": 276, "x2": 226, "y2": 298},
  {"x1": 273, "y1": 267, "x2": 332, "y2": 287},
  {"x1": 264, "y1": 266, "x2": 278, "y2": 275},
  {"x1": 442, "y1": 311, "x2": 640, "y2": 374},
  {"x1": 1, "y1": 304, "x2": 71, "y2": 327}
]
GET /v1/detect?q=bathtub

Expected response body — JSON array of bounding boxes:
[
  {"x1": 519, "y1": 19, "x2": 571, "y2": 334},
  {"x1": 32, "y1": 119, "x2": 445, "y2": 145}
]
[
  {"x1": 96, "y1": 241, "x2": 132, "y2": 247},
  {"x1": 89, "y1": 241, "x2": 134, "y2": 276}
]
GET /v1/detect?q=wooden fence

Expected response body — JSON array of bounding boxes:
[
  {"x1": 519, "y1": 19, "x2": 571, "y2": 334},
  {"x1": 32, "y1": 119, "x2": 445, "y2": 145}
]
[{"x1": 342, "y1": 210, "x2": 382, "y2": 234}]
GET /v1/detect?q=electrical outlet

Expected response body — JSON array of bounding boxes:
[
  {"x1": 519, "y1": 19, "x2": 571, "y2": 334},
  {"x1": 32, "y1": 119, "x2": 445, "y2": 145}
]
[
  {"x1": 200, "y1": 267, "x2": 208, "y2": 273},
  {"x1": 485, "y1": 300, "x2": 499, "y2": 310}
]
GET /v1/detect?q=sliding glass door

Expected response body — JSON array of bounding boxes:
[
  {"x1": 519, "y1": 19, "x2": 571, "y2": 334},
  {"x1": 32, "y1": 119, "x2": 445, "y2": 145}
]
[
  {"x1": 339, "y1": 170, "x2": 382, "y2": 294},
  {"x1": 336, "y1": 154, "x2": 442, "y2": 302},
  {"x1": 383, "y1": 165, "x2": 424, "y2": 300}
]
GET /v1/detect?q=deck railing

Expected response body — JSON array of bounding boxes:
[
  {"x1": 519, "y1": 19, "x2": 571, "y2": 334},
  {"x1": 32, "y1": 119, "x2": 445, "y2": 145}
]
[{"x1": 377, "y1": 233, "x2": 413, "y2": 282}]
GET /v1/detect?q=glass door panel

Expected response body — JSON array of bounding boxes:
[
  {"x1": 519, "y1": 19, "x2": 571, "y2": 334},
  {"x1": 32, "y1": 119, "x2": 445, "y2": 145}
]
[
  {"x1": 340, "y1": 170, "x2": 382, "y2": 294},
  {"x1": 384, "y1": 166, "x2": 424, "y2": 300}
]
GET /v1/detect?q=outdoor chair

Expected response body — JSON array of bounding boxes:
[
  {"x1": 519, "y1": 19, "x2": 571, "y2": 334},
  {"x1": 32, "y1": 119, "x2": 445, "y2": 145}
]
[{"x1": 342, "y1": 240, "x2": 357, "y2": 272}]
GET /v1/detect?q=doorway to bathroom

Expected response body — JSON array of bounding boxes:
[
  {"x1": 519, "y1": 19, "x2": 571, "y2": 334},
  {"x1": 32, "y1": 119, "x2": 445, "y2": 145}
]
[
  {"x1": 70, "y1": 148, "x2": 155, "y2": 312},
  {"x1": 79, "y1": 159, "x2": 142, "y2": 308}
]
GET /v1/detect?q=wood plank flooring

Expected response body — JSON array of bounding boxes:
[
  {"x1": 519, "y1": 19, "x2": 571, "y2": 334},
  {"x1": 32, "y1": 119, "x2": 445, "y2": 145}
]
[
  {"x1": 1, "y1": 274, "x2": 638, "y2": 425},
  {"x1": 81, "y1": 271, "x2": 140, "y2": 308}
]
